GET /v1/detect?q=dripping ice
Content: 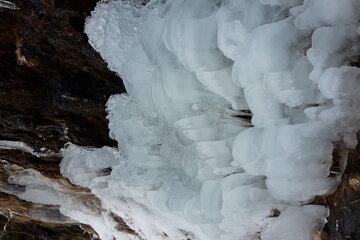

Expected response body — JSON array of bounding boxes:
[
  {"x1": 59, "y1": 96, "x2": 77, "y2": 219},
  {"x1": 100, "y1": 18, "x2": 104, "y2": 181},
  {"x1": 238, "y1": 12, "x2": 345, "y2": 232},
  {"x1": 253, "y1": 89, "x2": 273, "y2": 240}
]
[{"x1": 6, "y1": 0, "x2": 360, "y2": 240}]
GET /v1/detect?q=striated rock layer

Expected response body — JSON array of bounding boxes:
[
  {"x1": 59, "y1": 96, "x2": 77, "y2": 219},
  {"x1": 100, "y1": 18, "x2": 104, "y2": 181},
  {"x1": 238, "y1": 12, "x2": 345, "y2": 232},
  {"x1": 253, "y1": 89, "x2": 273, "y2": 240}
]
[{"x1": 0, "y1": 0, "x2": 125, "y2": 239}]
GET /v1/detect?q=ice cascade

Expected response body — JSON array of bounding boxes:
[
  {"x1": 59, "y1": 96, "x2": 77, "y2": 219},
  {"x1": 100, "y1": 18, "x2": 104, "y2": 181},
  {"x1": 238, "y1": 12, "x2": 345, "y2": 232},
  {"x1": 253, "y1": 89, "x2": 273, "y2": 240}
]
[{"x1": 6, "y1": 0, "x2": 360, "y2": 239}]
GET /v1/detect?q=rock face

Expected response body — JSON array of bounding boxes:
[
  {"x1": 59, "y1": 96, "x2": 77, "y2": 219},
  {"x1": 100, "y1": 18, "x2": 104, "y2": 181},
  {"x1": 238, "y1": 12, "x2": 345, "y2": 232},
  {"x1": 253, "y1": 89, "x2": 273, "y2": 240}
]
[
  {"x1": 0, "y1": 0, "x2": 124, "y2": 239},
  {"x1": 0, "y1": 193, "x2": 94, "y2": 240},
  {"x1": 319, "y1": 143, "x2": 360, "y2": 240}
]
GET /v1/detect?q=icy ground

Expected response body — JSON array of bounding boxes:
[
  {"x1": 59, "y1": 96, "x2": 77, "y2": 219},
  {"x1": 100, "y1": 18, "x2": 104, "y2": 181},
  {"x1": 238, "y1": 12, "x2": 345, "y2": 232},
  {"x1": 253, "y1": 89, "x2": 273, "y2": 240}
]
[{"x1": 3, "y1": 0, "x2": 360, "y2": 239}]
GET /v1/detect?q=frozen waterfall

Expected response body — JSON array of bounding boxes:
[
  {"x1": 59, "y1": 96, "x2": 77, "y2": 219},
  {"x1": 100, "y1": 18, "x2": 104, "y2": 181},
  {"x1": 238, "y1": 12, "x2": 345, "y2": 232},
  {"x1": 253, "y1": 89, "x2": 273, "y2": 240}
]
[{"x1": 5, "y1": 0, "x2": 360, "y2": 239}]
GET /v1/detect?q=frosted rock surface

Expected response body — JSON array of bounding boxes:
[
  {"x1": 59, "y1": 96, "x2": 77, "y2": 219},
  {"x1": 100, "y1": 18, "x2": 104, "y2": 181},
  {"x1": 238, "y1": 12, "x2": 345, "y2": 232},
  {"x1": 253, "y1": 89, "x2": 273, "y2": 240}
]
[
  {"x1": 6, "y1": 0, "x2": 360, "y2": 239},
  {"x1": 0, "y1": 0, "x2": 17, "y2": 10}
]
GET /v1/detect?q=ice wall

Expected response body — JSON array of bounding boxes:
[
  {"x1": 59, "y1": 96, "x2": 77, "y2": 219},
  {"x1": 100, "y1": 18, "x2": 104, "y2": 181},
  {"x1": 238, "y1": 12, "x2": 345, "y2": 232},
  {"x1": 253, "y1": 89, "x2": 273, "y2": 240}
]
[{"x1": 5, "y1": 0, "x2": 360, "y2": 239}]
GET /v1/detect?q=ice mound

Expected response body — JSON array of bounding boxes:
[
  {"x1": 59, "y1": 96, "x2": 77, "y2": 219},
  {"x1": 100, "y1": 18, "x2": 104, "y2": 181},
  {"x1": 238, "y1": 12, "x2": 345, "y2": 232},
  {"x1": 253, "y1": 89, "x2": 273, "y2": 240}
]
[{"x1": 6, "y1": 0, "x2": 360, "y2": 239}]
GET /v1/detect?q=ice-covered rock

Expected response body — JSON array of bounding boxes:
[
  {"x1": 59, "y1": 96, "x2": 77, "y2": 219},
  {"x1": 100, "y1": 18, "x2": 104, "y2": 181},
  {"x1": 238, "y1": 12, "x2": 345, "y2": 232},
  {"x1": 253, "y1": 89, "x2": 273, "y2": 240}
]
[
  {"x1": 0, "y1": 0, "x2": 17, "y2": 10},
  {"x1": 5, "y1": 0, "x2": 360, "y2": 239}
]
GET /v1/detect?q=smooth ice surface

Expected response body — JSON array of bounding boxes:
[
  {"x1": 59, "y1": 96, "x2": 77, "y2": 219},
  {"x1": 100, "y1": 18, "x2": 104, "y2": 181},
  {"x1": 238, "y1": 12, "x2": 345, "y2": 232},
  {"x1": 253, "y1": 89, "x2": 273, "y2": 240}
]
[{"x1": 4, "y1": 0, "x2": 360, "y2": 240}]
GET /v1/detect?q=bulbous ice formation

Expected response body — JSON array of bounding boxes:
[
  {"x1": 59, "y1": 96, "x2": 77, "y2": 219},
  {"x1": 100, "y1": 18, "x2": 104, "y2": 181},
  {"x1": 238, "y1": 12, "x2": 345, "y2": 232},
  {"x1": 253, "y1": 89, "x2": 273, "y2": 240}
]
[{"x1": 7, "y1": 0, "x2": 360, "y2": 240}]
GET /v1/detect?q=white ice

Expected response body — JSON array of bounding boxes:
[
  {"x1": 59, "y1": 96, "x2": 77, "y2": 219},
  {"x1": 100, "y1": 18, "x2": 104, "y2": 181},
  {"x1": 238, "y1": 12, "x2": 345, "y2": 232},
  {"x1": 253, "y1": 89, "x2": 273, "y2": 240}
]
[{"x1": 3, "y1": 0, "x2": 360, "y2": 239}]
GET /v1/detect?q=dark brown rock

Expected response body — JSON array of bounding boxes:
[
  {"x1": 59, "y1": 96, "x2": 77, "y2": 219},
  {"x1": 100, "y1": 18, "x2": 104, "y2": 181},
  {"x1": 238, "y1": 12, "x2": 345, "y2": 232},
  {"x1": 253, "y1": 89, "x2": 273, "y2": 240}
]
[
  {"x1": 0, "y1": 0, "x2": 125, "y2": 239},
  {"x1": 0, "y1": 0, "x2": 125, "y2": 152},
  {"x1": 315, "y1": 138, "x2": 360, "y2": 240},
  {"x1": 0, "y1": 192, "x2": 97, "y2": 240}
]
